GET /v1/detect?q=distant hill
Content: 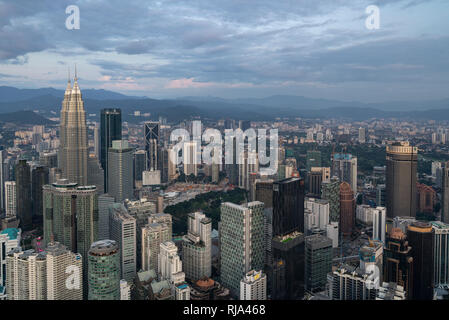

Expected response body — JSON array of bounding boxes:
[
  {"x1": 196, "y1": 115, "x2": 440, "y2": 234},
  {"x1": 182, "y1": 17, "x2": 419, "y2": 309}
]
[
  {"x1": 0, "y1": 86, "x2": 145, "y2": 103},
  {"x1": 0, "y1": 110, "x2": 55, "y2": 125},
  {"x1": 2, "y1": 86, "x2": 449, "y2": 122}
]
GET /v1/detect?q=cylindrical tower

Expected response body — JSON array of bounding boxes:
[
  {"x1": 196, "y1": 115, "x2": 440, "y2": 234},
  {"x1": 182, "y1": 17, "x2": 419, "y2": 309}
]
[
  {"x1": 386, "y1": 141, "x2": 417, "y2": 218},
  {"x1": 88, "y1": 239, "x2": 120, "y2": 300}
]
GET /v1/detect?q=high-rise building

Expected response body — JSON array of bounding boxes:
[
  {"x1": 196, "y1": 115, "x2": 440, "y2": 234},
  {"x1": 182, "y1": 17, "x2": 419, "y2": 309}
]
[
  {"x1": 240, "y1": 270, "x2": 267, "y2": 300},
  {"x1": 183, "y1": 141, "x2": 198, "y2": 176},
  {"x1": 305, "y1": 234, "x2": 332, "y2": 293},
  {"x1": 31, "y1": 166, "x2": 49, "y2": 219},
  {"x1": 0, "y1": 228, "x2": 21, "y2": 289},
  {"x1": 46, "y1": 241, "x2": 83, "y2": 300},
  {"x1": 331, "y1": 153, "x2": 357, "y2": 193},
  {"x1": 43, "y1": 179, "x2": 98, "y2": 292},
  {"x1": 359, "y1": 240, "x2": 383, "y2": 286},
  {"x1": 100, "y1": 108, "x2": 122, "y2": 192},
  {"x1": 385, "y1": 141, "x2": 418, "y2": 218},
  {"x1": 339, "y1": 182, "x2": 355, "y2": 236},
  {"x1": 109, "y1": 204, "x2": 137, "y2": 283},
  {"x1": 6, "y1": 249, "x2": 47, "y2": 300},
  {"x1": 108, "y1": 140, "x2": 134, "y2": 203},
  {"x1": 141, "y1": 222, "x2": 171, "y2": 271},
  {"x1": 94, "y1": 122, "x2": 100, "y2": 160},
  {"x1": 220, "y1": 201, "x2": 265, "y2": 297},
  {"x1": 144, "y1": 121, "x2": 160, "y2": 171},
  {"x1": 329, "y1": 264, "x2": 378, "y2": 300},
  {"x1": 321, "y1": 176, "x2": 340, "y2": 222},
  {"x1": 158, "y1": 241, "x2": 184, "y2": 284},
  {"x1": 431, "y1": 221, "x2": 449, "y2": 289},
  {"x1": 254, "y1": 179, "x2": 273, "y2": 208},
  {"x1": 372, "y1": 207, "x2": 386, "y2": 243},
  {"x1": 98, "y1": 194, "x2": 115, "y2": 240},
  {"x1": 383, "y1": 228, "x2": 413, "y2": 299},
  {"x1": 270, "y1": 177, "x2": 306, "y2": 300},
  {"x1": 133, "y1": 150, "x2": 146, "y2": 188},
  {"x1": 304, "y1": 198, "x2": 330, "y2": 234},
  {"x1": 0, "y1": 147, "x2": 5, "y2": 213},
  {"x1": 407, "y1": 222, "x2": 434, "y2": 300},
  {"x1": 358, "y1": 127, "x2": 366, "y2": 143},
  {"x1": 273, "y1": 177, "x2": 305, "y2": 235},
  {"x1": 87, "y1": 156, "x2": 104, "y2": 194},
  {"x1": 158, "y1": 241, "x2": 191, "y2": 300},
  {"x1": 15, "y1": 159, "x2": 32, "y2": 230},
  {"x1": 39, "y1": 152, "x2": 58, "y2": 169},
  {"x1": 58, "y1": 74, "x2": 88, "y2": 186},
  {"x1": 5, "y1": 181, "x2": 16, "y2": 218},
  {"x1": 182, "y1": 212, "x2": 212, "y2": 281},
  {"x1": 88, "y1": 240, "x2": 121, "y2": 300},
  {"x1": 238, "y1": 151, "x2": 258, "y2": 190},
  {"x1": 441, "y1": 161, "x2": 449, "y2": 223}
]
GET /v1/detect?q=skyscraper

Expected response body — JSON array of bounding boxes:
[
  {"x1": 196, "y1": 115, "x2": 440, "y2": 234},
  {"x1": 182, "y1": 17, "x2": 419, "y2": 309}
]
[
  {"x1": 144, "y1": 121, "x2": 160, "y2": 171},
  {"x1": 15, "y1": 159, "x2": 32, "y2": 230},
  {"x1": 133, "y1": 150, "x2": 146, "y2": 188},
  {"x1": 271, "y1": 177, "x2": 306, "y2": 300},
  {"x1": 182, "y1": 212, "x2": 212, "y2": 281},
  {"x1": 339, "y1": 182, "x2": 355, "y2": 236},
  {"x1": 31, "y1": 165, "x2": 49, "y2": 219},
  {"x1": 321, "y1": 176, "x2": 340, "y2": 222},
  {"x1": 220, "y1": 201, "x2": 265, "y2": 297},
  {"x1": 0, "y1": 147, "x2": 5, "y2": 213},
  {"x1": 441, "y1": 161, "x2": 449, "y2": 223},
  {"x1": 109, "y1": 204, "x2": 137, "y2": 283},
  {"x1": 273, "y1": 177, "x2": 305, "y2": 235},
  {"x1": 6, "y1": 249, "x2": 47, "y2": 300},
  {"x1": 88, "y1": 240, "x2": 121, "y2": 300},
  {"x1": 383, "y1": 228, "x2": 413, "y2": 299},
  {"x1": 5, "y1": 181, "x2": 16, "y2": 218},
  {"x1": 305, "y1": 234, "x2": 332, "y2": 293},
  {"x1": 58, "y1": 73, "x2": 88, "y2": 186},
  {"x1": 46, "y1": 241, "x2": 83, "y2": 300},
  {"x1": 141, "y1": 222, "x2": 171, "y2": 271},
  {"x1": 331, "y1": 153, "x2": 357, "y2": 193},
  {"x1": 100, "y1": 109, "x2": 122, "y2": 192},
  {"x1": 407, "y1": 222, "x2": 434, "y2": 300},
  {"x1": 431, "y1": 221, "x2": 449, "y2": 289},
  {"x1": 43, "y1": 179, "x2": 98, "y2": 294},
  {"x1": 240, "y1": 270, "x2": 267, "y2": 300},
  {"x1": 385, "y1": 141, "x2": 418, "y2": 218},
  {"x1": 107, "y1": 140, "x2": 134, "y2": 202}
]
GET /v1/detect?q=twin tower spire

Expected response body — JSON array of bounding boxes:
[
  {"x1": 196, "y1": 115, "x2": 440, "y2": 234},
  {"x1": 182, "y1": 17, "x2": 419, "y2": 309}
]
[
  {"x1": 59, "y1": 65, "x2": 88, "y2": 186},
  {"x1": 64, "y1": 65, "x2": 81, "y2": 98}
]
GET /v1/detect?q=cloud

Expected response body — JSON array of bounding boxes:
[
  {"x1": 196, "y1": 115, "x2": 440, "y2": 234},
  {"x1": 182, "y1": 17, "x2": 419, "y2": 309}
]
[{"x1": 0, "y1": 0, "x2": 448, "y2": 101}]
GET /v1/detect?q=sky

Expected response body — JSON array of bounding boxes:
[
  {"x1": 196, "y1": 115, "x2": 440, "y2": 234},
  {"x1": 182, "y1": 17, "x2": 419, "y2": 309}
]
[{"x1": 0, "y1": 0, "x2": 448, "y2": 102}]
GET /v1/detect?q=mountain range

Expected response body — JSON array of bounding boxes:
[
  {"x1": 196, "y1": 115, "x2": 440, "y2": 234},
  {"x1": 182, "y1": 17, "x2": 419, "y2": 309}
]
[{"x1": 1, "y1": 86, "x2": 449, "y2": 123}]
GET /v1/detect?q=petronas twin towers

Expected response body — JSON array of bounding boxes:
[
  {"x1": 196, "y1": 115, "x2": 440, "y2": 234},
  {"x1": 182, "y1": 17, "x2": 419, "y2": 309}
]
[{"x1": 59, "y1": 71, "x2": 88, "y2": 186}]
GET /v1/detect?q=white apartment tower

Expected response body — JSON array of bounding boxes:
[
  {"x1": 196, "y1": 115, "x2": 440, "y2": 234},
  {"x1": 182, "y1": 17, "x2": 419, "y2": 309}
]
[
  {"x1": 109, "y1": 204, "x2": 137, "y2": 283},
  {"x1": 240, "y1": 270, "x2": 267, "y2": 300},
  {"x1": 46, "y1": 242, "x2": 83, "y2": 300}
]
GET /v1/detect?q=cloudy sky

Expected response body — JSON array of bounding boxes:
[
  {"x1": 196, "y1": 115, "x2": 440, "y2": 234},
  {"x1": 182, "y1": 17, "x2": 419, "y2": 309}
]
[{"x1": 0, "y1": 0, "x2": 448, "y2": 102}]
